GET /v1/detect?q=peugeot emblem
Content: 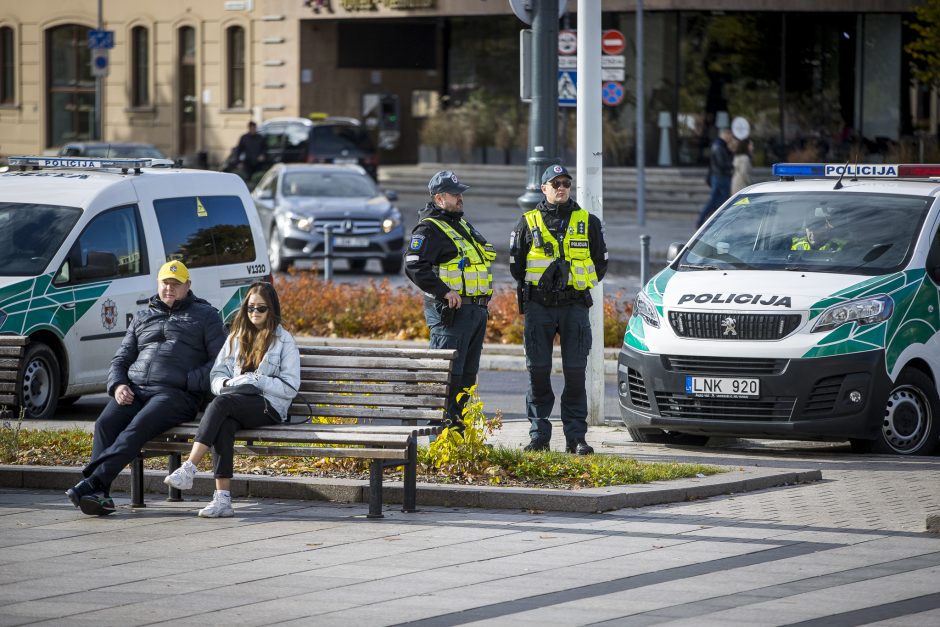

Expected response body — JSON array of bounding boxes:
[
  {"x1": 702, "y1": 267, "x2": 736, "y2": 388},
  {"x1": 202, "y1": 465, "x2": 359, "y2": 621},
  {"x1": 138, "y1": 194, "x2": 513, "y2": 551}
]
[{"x1": 721, "y1": 316, "x2": 738, "y2": 336}]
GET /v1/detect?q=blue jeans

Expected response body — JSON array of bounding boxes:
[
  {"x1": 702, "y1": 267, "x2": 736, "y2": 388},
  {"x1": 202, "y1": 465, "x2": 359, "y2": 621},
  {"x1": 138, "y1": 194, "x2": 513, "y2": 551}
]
[{"x1": 697, "y1": 174, "x2": 731, "y2": 227}]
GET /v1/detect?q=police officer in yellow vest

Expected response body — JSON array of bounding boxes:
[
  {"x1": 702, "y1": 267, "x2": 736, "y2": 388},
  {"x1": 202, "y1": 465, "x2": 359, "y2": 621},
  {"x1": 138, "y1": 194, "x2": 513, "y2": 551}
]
[
  {"x1": 405, "y1": 170, "x2": 496, "y2": 430},
  {"x1": 510, "y1": 165, "x2": 608, "y2": 454},
  {"x1": 791, "y1": 216, "x2": 847, "y2": 252}
]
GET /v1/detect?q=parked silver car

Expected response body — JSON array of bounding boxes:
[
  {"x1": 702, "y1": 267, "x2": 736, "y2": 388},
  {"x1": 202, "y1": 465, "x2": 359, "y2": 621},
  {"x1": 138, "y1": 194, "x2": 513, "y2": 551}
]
[{"x1": 252, "y1": 163, "x2": 404, "y2": 274}]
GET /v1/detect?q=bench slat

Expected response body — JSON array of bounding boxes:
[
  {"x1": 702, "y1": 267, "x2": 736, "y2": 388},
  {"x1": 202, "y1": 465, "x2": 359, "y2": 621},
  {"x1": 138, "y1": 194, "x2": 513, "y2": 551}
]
[
  {"x1": 301, "y1": 355, "x2": 453, "y2": 371},
  {"x1": 0, "y1": 358, "x2": 23, "y2": 370},
  {"x1": 291, "y1": 405, "x2": 444, "y2": 421},
  {"x1": 0, "y1": 393, "x2": 17, "y2": 405},
  {"x1": 149, "y1": 428, "x2": 412, "y2": 446},
  {"x1": 163, "y1": 421, "x2": 442, "y2": 437},
  {"x1": 0, "y1": 346, "x2": 23, "y2": 358},
  {"x1": 0, "y1": 336, "x2": 28, "y2": 346},
  {"x1": 0, "y1": 371, "x2": 19, "y2": 381},
  {"x1": 299, "y1": 346, "x2": 456, "y2": 360},
  {"x1": 0, "y1": 382, "x2": 16, "y2": 392},
  {"x1": 302, "y1": 368, "x2": 451, "y2": 383},
  {"x1": 301, "y1": 381, "x2": 449, "y2": 396},
  {"x1": 294, "y1": 392, "x2": 446, "y2": 409},
  {"x1": 145, "y1": 441, "x2": 409, "y2": 460}
]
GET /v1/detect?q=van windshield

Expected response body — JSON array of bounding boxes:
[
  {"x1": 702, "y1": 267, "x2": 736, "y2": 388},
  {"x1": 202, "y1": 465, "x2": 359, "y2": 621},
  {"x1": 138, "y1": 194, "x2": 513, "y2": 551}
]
[
  {"x1": 677, "y1": 192, "x2": 933, "y2": 275},
  {"x1": 0, "y1": 203, "x2": 82, "y2": 276}
]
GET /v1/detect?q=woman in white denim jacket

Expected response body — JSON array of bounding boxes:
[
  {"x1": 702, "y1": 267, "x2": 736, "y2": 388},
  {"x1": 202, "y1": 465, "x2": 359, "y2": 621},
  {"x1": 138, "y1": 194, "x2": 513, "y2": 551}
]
[{"x1": 163, "y1": 282, "x2": 300, "y2": 518}]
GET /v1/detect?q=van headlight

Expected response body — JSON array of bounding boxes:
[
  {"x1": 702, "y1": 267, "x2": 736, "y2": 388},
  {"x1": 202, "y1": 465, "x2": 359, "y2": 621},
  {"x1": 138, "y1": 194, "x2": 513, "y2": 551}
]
[
  {"x1": 288, "y1": 212, "x2": 315, "y2": 232},
  {"x1": 382, "y1": 209, "x2": 401, "y2": 234},
  {"x1": 812, "y1": 295, "x2": 893, "y2": 333},
  {"x1": 633, "y1": 291, "x2": 660, "y2": 328}
]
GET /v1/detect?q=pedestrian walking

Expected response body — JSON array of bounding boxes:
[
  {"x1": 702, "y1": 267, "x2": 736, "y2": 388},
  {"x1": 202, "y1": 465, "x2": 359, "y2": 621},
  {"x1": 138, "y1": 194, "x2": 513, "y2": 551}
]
[
  {"x1": 234, "y1": 121, "x2": 267, "y2": 183},
  {"x1": 65, "y1": 261, "x2": 226, "y2": 516},
  {"x1": 697, "y1": 128, "x2": 735, "y2": 227},
  {"x1": 731, "y1": 138, "x2": 753, "y2": 195},
  {"x1": 404, "y1": 170, "x2": 497, "y2": 430},
  {"x1": 509, "y1": 164, "x2": 608, "y2": 454},
  {"x1": 163, "y1": 282, "x2": 300, "y2": 518}
]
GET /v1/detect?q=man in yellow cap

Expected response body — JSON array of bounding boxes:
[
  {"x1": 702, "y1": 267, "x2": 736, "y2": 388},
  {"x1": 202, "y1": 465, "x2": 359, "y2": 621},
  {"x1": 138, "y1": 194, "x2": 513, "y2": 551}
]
[{"x1": 66, "y1": 260, "x2": 227, "y2": 516}]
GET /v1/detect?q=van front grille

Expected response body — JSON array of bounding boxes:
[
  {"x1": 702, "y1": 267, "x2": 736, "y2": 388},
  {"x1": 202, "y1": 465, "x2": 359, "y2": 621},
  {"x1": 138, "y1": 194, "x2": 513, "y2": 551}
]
[{"x1": 668, "y1": 311, "x2": 802, "y2": 340}]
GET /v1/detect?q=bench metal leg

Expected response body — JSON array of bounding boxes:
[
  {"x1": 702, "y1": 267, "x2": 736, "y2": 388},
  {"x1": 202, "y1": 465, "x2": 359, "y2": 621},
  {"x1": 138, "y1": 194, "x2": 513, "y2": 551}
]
[
  {"x1": 403, "y1": 439, "x2": 417, "y2": 513},
  {"x1": 167, "y1": 453, "x2": 182, "y2": 502},
  {"x1": 131, "y1": 457, "x2": 146, "y2": 508},
  {"x1": 367, "y1": 459, "x2": 384, "y2": 519}
]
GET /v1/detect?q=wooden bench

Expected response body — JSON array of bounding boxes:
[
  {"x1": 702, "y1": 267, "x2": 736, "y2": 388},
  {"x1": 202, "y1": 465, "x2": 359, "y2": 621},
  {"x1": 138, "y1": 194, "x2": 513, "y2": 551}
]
[
  {"x1": 133, "y1": 345, "x2": 457, "y2": 518},
  {"x1": 0, "y1": 336, "x2": 28, "y2": 420}
]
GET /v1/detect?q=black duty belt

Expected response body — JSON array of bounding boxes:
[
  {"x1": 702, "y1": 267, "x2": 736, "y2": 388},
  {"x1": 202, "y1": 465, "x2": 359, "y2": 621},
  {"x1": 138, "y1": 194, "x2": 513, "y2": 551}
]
[{"x1": 461, "y1": 295, "x2": 491, "y2": 307}]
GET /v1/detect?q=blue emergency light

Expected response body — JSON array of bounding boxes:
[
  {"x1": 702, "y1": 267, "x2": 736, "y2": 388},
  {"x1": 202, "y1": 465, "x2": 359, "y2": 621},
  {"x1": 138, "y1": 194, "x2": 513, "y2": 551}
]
[{"x1": 772, "y1": 163, "x2": 940, "y2": 178}]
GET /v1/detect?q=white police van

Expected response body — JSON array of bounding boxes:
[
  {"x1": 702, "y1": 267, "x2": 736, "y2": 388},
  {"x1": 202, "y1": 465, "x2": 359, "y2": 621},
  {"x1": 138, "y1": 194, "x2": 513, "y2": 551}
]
[
  {"x1": 619, "y1": 163, "x2": 940, "y2": 456},
  {"x1": 0, "y1": 156, "x2": 270, "y2": 420}
]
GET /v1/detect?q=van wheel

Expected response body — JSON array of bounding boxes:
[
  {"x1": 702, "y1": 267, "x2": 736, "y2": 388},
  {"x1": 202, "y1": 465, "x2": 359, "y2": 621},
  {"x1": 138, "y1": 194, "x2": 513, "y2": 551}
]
[
  {"x1": 18, "y1": 343, "x2": 61, "y2": 421},
  {"x1": 628, "y1": 428, "x2": 710, "y2": 447},
  {"x1": 381, "y1": 257, "x2": 403, "y2": 274},
  {"x1": 268, "y1": 229, "x2": 291, "y2": 273},
  {"x1": 874, "y1": 369, "x2": 939, "y2": 455}
]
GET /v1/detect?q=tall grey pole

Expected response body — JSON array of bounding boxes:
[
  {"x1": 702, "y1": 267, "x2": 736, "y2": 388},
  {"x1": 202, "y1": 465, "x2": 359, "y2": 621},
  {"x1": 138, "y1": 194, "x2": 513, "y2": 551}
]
[
  {"x1": 578, "y1": 0, "x2": 604, "y2": 427},
  {"x1": 517, "y1": 0, "x2": 560, "y2": 210},
  {"x1": 636, "y1": 0, "x2": 645, "y2": 226},
  {"x1": 95, "y1": 0, "x2": 103, "y2": 140}
]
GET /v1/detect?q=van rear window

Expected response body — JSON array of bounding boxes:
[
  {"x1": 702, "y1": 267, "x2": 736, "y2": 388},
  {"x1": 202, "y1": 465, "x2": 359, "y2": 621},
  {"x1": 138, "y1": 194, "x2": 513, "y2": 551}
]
[{"x1": 153, "y1": 195, "x2": 256, "y2": 268}]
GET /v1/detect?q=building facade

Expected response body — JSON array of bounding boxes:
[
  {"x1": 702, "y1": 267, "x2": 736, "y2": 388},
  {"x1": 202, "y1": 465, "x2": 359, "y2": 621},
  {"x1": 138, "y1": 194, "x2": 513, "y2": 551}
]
[{"x1": 0, "y1": 0, "x2": 927, "y2": 168}]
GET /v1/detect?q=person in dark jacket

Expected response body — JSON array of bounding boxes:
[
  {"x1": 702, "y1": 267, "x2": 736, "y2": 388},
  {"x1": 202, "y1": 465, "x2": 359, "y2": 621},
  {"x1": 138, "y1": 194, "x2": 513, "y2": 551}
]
[
  {"x1": 65, "y1": 261, "x2": 226, "y2": 516},
  {"x1": 404, "y1": 170, "x2": 496, "y2": 430},
  {"x1": 697, "y1": 128, "x2": 735, "y2": 227},
  {"x1": 235, "y1": 121, "x2": 267, "y2": 182},
  {"x1": 509, "y1": 165, "x2": 608, "y2": 454}
]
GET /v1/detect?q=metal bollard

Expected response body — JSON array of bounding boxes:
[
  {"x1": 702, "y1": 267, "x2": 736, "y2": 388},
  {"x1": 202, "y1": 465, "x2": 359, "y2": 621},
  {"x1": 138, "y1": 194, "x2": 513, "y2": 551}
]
[
  {"x1": 323, "y1": 224, "x2": 334, "y2": 281},
  {"x1": 639, "y1": 233, "x2": 651, "y2": 287}
]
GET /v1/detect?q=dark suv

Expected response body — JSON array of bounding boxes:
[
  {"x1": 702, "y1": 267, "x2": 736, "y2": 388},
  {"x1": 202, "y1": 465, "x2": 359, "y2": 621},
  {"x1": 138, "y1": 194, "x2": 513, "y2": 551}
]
[{"x1": 258, "y1": 117, "x2": 378, "y2": 180}]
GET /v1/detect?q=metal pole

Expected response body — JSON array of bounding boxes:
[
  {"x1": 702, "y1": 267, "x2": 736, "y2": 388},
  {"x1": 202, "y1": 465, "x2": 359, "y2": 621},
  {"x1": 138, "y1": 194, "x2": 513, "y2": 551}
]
[
  {"x1": 640, "y1": 234, "x2": 650, "y2": 286},
  {"x1": 636, "y1": 0, "x2": 646, "y2": 226},
  {"x1": 578, "y1": 0, "x2": 604, "y2": 428},
  {"x1": 323, "y1": 225, "x2": 334, "y2": 281},
  {"x1": 517, "y1": 0, "x2": 560, "y2": 210},
  {"x1": 95, "y1": 0, "x2": 103, "y2": 140}
]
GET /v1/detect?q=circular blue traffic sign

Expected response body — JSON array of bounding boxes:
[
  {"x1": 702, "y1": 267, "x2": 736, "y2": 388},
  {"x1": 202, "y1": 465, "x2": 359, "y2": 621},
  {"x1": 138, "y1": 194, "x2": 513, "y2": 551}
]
[{"x1": 602, "y1": 81, "x2": 624, "y2": 107}]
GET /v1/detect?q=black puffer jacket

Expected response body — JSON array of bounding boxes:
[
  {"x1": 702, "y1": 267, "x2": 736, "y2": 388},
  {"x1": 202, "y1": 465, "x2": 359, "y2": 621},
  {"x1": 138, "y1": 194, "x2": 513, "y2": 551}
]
[{"x1": 107, "y1": 291, "x2": 226, "y2": 397}]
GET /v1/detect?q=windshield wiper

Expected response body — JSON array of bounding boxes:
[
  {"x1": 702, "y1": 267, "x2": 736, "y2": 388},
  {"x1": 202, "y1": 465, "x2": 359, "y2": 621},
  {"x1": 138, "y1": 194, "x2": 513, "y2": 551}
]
[{"x1": 678, "y1": 263, "x2": 719, "y2": 271}]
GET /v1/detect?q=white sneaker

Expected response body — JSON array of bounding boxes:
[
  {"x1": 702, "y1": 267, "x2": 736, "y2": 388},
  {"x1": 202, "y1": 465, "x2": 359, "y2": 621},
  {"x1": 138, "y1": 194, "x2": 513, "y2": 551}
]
[
  {"x1": 163, "y1": 462, "x2": 196, "y2": 490},
  {"x1": 198, "y1": 492, "x2": 234, "y2": 518}
]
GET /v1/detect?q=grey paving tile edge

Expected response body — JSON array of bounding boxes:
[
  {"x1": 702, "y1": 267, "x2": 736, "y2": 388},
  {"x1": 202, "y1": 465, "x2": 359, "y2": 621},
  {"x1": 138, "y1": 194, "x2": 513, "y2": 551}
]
[{"x1": 0, "y1": 464, "x2": 821, "y2": 514}]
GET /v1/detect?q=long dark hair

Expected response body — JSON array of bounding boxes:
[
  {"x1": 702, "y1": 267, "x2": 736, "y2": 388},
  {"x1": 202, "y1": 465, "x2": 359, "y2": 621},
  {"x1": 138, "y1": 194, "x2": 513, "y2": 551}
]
[{"x1": 228, "y1": 282, "x2": 281, "y2": 370}]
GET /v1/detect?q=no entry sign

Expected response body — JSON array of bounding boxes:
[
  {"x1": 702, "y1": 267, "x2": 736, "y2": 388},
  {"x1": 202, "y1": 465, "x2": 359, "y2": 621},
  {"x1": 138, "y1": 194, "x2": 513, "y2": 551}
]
[{"x1": 601, "y1": 30, "x2": 626, "y2": 55}]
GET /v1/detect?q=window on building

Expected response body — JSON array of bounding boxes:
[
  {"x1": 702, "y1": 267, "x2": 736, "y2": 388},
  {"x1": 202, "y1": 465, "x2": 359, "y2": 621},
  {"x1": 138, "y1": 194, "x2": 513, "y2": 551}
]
[
  {"x1": 131, "y1": 26, "x2": 149, "y2": 107},
  {"x1": 153, "y1": 196, "x2": 256, "y2": 267},
  {"x1": 47, "y1": 24, "x2": 93, "y2": 147},
  {"x1": 227, "y1": 25, "x2": 245, "y2": 108},
  {"x1": 0, "y1": 26, "x2": 14, "y2": 104}
]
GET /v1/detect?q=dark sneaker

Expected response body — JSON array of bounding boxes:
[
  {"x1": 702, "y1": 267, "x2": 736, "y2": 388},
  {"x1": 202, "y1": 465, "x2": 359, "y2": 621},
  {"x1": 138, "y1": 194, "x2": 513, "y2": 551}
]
[
  {"x1": 567, "y1": 439, "x2": 595, "y2": 455},
  {"x1": 79, "y1": 494, "x2": 116, "y2": 516},
  {"x1": 65, "y1": 479, "x2": 97, "y2": 508},
  {"x1": 524, "y1": 440, "x2": 550, "y2": 452}
]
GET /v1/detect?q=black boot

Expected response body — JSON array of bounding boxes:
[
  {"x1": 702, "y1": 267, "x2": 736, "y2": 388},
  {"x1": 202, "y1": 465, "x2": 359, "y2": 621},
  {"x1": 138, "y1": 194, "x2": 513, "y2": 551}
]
[
  {"x1": 65, "y1": 479, "x2": 97, "y2": 508},
  {"x1": 524, "y1": 439, "x2": 550, "y2": 452},
  {"x1": 566, "y1": 439, "x2": 595, "y2": 455},
  {"x1": 79, "y1": 494, "x2": 116, "y2": 516}
]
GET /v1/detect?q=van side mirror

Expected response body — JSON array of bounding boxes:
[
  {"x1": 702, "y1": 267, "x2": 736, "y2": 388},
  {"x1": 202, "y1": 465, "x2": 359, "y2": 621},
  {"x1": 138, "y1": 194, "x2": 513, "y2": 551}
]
[
  {"x1": 258, "y1": 188, "x2": 274, "y2": 200},
  {"x1": 73, "y1": 251, "x2": 119, "y2": 281},
  {"x1": 666, "y1": 242, "x2": 685, "y2": 262}
]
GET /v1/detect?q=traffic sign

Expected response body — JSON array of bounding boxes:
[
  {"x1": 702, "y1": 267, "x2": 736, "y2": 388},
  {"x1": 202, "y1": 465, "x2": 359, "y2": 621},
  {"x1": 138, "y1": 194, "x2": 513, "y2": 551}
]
[
  {"x1": 602, "y1": 81, "x2": 624, "y2": 107},
  {"x1": 602, "y1": 68, "x2": 625, "y2": 82},
  {"x1": 90, "y1": 48, "x2": 109, "y2": 77},
  {"x1": 558, "y1": 70, "x2": 577, "y2": 108},
  {"x1": 601, "y1": 29, "x2": 626, "y2": 55},
  {"x1": 558, "y1": 56, "x2": 577, "y2": 70},
  {"x1": 88, "y1": 29, "x2": 114, "y2": 49},
  {"x1": 558, "y1": 30, "x2": 577, "y2": 55}
]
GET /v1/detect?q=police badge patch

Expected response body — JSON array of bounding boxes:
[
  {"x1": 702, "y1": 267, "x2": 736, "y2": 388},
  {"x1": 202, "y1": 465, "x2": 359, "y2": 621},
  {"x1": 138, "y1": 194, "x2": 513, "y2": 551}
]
[{"x1": 409, "y1": 234, "x2": 425, "y2": 251}]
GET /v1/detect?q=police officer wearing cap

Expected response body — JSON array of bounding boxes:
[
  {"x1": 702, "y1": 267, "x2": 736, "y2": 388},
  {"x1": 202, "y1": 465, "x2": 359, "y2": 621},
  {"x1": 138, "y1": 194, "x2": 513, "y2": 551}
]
[
  {"x1": 405, "y1": 170, "x2": 497, "y2": 430},
  {"x1": 510, "y1": 165, "x2": 608, "y2": 454}
]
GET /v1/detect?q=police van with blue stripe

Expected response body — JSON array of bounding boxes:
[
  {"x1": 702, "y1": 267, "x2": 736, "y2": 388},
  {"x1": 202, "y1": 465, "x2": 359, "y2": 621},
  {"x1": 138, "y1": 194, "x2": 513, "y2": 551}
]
[
  {"x1": 620, "y1": 163, "x2": 940, "y2": 455},
  {"x1": 0, "y1": 157, "x2": 270, "y2": 420}
]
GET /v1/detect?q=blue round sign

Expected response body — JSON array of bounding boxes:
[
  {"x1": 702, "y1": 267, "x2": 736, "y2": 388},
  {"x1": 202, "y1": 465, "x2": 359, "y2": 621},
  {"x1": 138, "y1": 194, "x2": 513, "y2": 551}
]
[{"x1": 602, "y1": 81, "x2": 624, "y2": 107}]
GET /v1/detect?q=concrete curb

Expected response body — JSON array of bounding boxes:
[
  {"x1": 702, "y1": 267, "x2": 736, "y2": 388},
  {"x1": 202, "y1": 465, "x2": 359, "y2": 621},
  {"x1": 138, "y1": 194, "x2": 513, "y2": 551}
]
[{"x1": 0, "y1": 464, "x2": 821, "y2": 514}]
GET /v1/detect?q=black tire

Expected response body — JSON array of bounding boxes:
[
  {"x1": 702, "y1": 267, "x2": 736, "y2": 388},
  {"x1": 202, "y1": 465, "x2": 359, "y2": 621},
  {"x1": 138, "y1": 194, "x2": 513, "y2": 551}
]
[
  {"x1": 628, "y1": 428, "x2": 710, "y2": 447},
  {"x1": 57, "y1": 395, "x2": 82, "y2": 407},
  {"x1": 18, "y1": 343, "x2": 61, "y2": 421},
  {"x1": 381, "y1": 257, "x2": 403, "y2": 275},
  {"x1": 873, "y1": 369, "x2": 940, "y2": 455},
  {"x1": 268, "y1": 229, "x2": 291, "y2": 273},
  {"x1": 348, "y1": 259, "x2": 367, "y2": 272}
]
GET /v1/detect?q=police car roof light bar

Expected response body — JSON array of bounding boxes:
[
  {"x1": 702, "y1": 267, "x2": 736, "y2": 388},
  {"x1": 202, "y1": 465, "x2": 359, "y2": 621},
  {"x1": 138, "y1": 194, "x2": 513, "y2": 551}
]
[
  {"x1": 8, "y1": 156, "x2": 154, "y2": 175},
  {"x1": 773, "y1": 163, "x2": 940, "y2": 179}
]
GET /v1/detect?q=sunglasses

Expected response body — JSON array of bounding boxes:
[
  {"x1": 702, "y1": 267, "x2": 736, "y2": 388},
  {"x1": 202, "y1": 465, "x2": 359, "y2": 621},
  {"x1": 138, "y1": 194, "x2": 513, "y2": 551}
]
[
  {"x1": 550, "y1": 179, "x2": 572, "y2": 189},
  {"x1": 246, "y1": 305, "x2": 270, "y2": 314}
]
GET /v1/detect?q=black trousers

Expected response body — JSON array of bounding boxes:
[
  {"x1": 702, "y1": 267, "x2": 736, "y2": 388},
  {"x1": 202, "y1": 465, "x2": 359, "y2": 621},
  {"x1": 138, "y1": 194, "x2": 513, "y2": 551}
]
[
  {"x1": 424, "y1": 300, "x2": 488, "y2": 426},
  {"x1": 84, "y1": 387, "x2": 199, "y2": 491},
  {"x1": 195, "y1": 394, "x2": 279, "y2": 478}
]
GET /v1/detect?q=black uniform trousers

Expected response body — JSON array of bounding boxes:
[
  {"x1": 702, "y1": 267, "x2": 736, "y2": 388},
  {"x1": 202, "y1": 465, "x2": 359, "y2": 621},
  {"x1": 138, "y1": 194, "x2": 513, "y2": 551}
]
[
  {"x1": 424, "y1": 300, "x2": 488, "y2": 426},
  {"x1": 195, "y1": 393, "x2": 279, "y2": 478},
  {"x1": 83, "y1": 386, "x2": 199, "y2": 491},
  {"x1": 524, "y1": 300, "x2": 592, "y2": 444}
]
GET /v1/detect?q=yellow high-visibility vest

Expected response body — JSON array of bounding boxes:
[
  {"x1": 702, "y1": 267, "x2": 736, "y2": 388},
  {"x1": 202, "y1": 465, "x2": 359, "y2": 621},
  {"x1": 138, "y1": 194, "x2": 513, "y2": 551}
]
[
  {"x1": 523, "y1": 208, "x2": 597, "y2": 290},
  {"x1": 422, "y1": 217, "x2": 496, "y2": 296}
]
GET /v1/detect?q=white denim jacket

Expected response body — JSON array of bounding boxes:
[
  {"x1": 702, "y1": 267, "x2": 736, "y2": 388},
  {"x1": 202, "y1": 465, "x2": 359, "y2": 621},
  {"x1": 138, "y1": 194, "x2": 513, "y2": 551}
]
[{"x1": 209, "y1": 325, "x2": 301, "y2": 422}]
